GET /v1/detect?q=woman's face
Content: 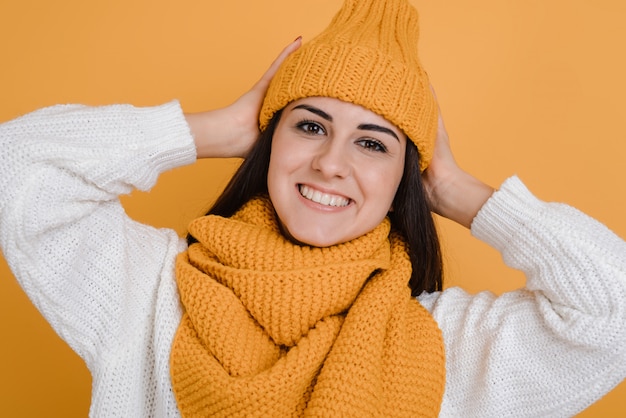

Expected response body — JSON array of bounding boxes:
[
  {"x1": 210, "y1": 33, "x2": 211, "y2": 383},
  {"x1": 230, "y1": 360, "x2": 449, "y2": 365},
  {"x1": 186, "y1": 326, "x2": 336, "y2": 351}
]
[{"x1": 267, "y1": 97, "x2": 407, "y2": 247}]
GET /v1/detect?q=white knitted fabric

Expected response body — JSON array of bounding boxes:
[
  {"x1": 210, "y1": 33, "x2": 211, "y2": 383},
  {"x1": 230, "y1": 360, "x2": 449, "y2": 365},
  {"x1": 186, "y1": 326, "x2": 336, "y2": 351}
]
[{"x1": 0, "y1": 102, "x2": 625, "y2": 417}]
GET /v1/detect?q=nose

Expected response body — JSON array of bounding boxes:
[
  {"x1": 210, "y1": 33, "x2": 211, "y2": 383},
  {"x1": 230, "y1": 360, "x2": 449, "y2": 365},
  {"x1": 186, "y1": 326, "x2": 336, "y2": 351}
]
[{"x1": 311, "y1": 138, "x2": 351, "y2": 179}]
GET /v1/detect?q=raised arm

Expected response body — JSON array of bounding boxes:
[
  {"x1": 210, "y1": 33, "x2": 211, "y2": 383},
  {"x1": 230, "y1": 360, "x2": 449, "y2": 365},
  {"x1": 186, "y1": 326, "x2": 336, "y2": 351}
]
[
  {"x1": 419, "y1": 103, "x2": 626, "y2": 416},
  {"x1": 0, "y1": 101, "x2": 196, "y2": 365},
  {"x1": 0, "y1": 38, "x2": 302, "y2": 415}
]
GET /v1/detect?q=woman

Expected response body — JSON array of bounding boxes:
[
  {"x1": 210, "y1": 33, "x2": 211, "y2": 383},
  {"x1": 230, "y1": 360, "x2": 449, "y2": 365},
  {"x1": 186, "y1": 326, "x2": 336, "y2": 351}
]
[{"x1": 1, "y1": 0, "x2": 625, "y2": 416}]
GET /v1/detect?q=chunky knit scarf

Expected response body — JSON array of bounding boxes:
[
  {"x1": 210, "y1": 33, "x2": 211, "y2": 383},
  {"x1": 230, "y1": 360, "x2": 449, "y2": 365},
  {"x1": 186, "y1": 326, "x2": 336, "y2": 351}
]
[{"x1": 170, "y1": 197, "x2": 445, "y2": 417}]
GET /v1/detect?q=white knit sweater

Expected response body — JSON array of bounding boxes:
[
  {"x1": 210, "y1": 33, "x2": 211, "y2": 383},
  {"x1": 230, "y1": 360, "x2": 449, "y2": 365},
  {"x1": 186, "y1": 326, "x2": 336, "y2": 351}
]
[{"x1": 0, "y1": 101, "x2": 625, "y2": 417}]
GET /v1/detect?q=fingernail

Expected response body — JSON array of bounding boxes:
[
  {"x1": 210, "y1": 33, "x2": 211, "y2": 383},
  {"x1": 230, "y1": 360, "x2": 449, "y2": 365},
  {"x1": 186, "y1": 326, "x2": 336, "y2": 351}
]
[{"x1": 294, "y1": 35, "x2": 302, "y2": 42}]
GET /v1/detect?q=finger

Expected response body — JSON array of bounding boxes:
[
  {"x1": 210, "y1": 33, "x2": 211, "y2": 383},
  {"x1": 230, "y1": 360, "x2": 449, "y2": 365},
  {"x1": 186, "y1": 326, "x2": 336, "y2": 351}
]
[
  {"x1": 429, "y1": 84, "x2": 449, "y2": 141},
  {"x1": 429, "y1": 83, "x2": 439, "y2": 100},
  {"x1": 437, "y1": 111, "x2": 448, "y2": 141},
  {"x1": 254, "y1": 36, "x2": 303, "y2": 89}
]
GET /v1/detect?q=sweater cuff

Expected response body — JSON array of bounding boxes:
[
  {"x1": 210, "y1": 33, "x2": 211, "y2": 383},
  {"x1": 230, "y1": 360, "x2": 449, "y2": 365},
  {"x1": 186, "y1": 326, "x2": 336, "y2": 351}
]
[
  {"x1": 134, "y1": 100, "x2": 197, "y2": 190},
  {"x1": 470, "y1": 176, "x2": 545, "y2": 253}
]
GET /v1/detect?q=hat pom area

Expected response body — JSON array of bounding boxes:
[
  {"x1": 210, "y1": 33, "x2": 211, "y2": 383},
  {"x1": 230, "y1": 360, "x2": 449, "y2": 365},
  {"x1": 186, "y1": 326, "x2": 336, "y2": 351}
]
[{"x1": 259, "y1": 0, "x2": 437, "y2": 171}]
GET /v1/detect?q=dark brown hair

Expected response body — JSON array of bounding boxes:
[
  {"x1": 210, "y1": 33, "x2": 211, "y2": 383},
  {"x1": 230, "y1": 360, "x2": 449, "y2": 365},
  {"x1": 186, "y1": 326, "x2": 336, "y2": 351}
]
[{"x1": 188, "y1": 108, "x2": 443, "y2": 296}]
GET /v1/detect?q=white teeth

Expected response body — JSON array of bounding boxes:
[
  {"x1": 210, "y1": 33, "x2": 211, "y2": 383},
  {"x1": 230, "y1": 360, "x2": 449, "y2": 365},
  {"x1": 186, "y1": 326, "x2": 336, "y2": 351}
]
[{"x1": 299, "y1": 185, "x2": 350, "y2": 207}]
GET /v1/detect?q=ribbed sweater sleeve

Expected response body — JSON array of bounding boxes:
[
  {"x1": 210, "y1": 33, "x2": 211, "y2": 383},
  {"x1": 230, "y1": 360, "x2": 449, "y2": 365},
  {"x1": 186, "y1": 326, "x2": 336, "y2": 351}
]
[
  {"x1": 0, "y1": 102, "x2": 196, "y2": 416},
  {"x1": 419, "y1": 176, "x2": 626, "y2": 417}
]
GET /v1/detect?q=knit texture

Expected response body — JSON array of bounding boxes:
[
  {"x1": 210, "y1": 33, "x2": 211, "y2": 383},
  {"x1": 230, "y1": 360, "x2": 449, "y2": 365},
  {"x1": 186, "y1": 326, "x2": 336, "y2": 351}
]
[
  {"x1": 259, "y1": 0, "x2": 437, "y2": 171},
  {"x1": 3, "y1": 103, "x2": 626, "y2": 417},
  {"x1": 170, "y1": 196, "x2": 445, "y2": 417}
]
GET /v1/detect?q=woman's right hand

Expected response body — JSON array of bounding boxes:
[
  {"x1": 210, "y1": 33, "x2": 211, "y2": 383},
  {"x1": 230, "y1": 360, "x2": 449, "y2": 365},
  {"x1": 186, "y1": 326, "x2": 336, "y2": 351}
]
[
  {"x1": 422, "y1": 90, "x2": 495, "y2": 229},
  {"x1": 186, "y1": 37, "x2": 302, "y2": 159}
]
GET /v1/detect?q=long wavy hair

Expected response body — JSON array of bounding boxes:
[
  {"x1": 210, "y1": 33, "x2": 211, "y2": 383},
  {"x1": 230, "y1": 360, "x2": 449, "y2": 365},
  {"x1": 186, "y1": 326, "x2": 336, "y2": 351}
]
[{"x1": 187, "y1": 108, "x2": 443, "y2": 296}]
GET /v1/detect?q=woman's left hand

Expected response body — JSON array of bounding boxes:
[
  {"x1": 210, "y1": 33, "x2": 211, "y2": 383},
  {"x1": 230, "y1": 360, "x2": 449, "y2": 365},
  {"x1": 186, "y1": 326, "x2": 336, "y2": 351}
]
[{"x1": 422, "y1": 94, "x2": 495, "y2": 229}]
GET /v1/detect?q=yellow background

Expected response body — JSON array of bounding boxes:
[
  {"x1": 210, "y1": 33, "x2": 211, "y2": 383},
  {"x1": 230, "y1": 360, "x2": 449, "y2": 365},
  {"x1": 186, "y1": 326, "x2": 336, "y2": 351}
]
[{"x1": 1, "y1": 0, "x2": 625, "y2": 416}]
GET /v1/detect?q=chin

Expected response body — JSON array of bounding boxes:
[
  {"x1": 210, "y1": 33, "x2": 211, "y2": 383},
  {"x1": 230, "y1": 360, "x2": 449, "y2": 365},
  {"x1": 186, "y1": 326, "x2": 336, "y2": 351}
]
[
  {"x1": 292, "y1": 234, "x2": 339, "y2": 248},
  {"x1": 282, "y1": 226, "x2": 343, "y2": 248}
]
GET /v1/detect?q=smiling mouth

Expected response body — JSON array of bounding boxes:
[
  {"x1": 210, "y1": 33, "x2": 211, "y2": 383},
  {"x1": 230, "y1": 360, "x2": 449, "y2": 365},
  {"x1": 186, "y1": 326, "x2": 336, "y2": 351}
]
[{"x1": 298, "y1": 184, "x2": 351, "y2": 207}]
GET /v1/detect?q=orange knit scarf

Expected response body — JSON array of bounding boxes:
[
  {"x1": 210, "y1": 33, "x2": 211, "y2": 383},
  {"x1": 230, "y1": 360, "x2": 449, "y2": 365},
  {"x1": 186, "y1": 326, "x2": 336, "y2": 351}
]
[{"x1": 170, "y1": 197, "x2": 445, "y2": 417}]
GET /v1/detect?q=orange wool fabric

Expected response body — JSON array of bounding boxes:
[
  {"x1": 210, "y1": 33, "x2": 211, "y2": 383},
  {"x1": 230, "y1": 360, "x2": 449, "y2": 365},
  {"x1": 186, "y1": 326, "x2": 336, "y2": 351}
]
[{"x1": 170, "y1": 197, "x2": 445, "y2": 417}]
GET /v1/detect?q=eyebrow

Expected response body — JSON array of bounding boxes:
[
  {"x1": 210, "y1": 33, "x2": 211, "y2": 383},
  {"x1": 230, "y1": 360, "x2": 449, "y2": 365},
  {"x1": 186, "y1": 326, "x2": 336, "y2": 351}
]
[
  {"x1": 357, "y1": 123, "x2": 399, "y2": 141},
  {"x1": 292, "y1": 104, "x2": 399, "y2": 141},
  {"x1": 293, "y1": 104, "x2": 333, "y2": 121}
]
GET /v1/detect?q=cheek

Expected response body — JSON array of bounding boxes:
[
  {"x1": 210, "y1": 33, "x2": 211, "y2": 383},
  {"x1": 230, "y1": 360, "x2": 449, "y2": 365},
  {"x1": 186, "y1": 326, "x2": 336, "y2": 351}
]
[
  {"x1": 266, "y1": 152, "x2": 282, "y2": 199},
  {"x1": 267, "y1": 137, "x2": 305, "y2": 207},
  {"x1": 365, "y1": 158, "x2": 405, "y2": 207}
]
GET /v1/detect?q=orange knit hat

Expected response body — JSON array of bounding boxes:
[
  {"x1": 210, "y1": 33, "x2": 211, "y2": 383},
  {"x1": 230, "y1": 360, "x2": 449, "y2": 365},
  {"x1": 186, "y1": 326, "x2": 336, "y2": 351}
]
[{"x1": 259, "y1": 0, "x2": 437, "y2": 171}]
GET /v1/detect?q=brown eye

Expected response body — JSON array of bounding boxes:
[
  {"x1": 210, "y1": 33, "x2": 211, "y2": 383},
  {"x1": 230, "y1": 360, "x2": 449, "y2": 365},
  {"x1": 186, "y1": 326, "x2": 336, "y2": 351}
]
[
  {"x1": 357, "y1": 138, "x2": 387, "y2": 153},
  {"x1": 297, "y1": 120, "x2": 325, "y2": 136}
]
